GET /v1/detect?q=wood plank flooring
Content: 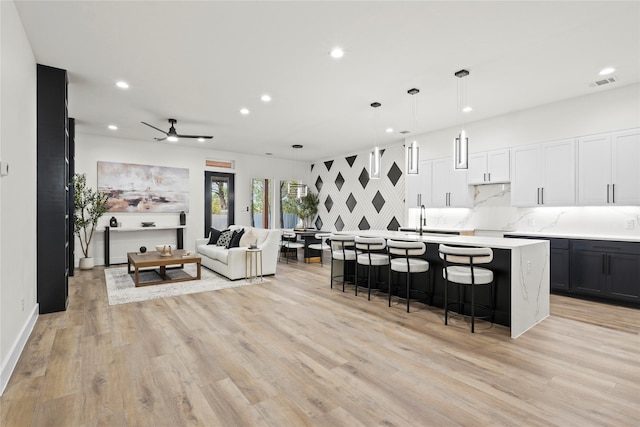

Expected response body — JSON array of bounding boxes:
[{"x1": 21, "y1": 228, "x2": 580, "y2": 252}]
[{"x1": 2, "y1": 260, "x2": 639, "y2": 426}]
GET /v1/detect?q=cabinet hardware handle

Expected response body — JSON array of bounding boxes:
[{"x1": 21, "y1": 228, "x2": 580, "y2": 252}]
[
  {"x1": 607, "y1": 184, "x2": 610, "y2": 203},
  {"x1": 602, "y1": 254, "x2": 606, "y2": 274},
  {"x1": 488, "y1": 172, "x2": 491, "y2": 182},
  {"x1": 483, "y1": 173, "x2": 486, "y2": 182},
  {"x1": 612, "y1": 184, "x2": 615, "y2": 204},
  {"x1": 541, "y1": 187, "x2": 544, "y2": 205},
  {"x1": 537, "y1": 188, "x2": 540, "y2": 205}
]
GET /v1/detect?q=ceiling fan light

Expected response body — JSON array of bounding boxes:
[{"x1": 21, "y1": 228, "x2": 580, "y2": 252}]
[{"x1": 167, "y1": 135, "x2": 179, "y2": 142}]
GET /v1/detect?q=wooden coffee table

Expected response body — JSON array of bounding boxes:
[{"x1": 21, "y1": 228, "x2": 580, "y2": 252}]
[{"x1": 127, "y1": 250, "x2": 201, "y2": 287}]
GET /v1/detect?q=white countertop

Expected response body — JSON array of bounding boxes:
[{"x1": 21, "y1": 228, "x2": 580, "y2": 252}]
[
  {"x1": 99, "y1": 225, "x2": 186, "y2": 232},
  {"x1": 399, "y1": 226, "x2": 475, "y2": 234},
  {"x1": 337, "y1": 230, "x2": 548, "y2": 249},
  {"x1": 503, "y1": 231, "x2": 640, "y2": 243}
]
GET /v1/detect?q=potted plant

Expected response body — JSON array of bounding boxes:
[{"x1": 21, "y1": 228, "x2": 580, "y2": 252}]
[
  {"x1": 73, "y1": 173, "x2": 109, "y2": 269},
  {"x1": 296, "y1": 191, "x2": 320, "y2": 229}
]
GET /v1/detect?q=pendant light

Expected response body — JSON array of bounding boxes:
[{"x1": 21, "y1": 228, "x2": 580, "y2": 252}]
[
  {"x1": 454, "y1": 69, "x2": 470, "y2": 169},
  {"x1": 369, "y1": 102, "x2": 382, "y2": 180},
  {"x1": 407, "y1": 88, "x2": 420, "y2": 175},
  {"x1": 288, "y1": 144, "x2": 308, "y2": 198}
]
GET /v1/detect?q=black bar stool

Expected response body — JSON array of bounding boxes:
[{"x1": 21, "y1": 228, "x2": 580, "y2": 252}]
[
  {"x1": 439, "y1": 244, "x2": 495, "y2": 333},
  {"x1": 328, "y1": 234, "x2": 360, "y2": 291},
  {"x1": 308, "y1": 232, "x2": 331, "y2": 265},
  {"x1": 355, "y1": 236, "x2": 389, "y2": 301},
  {"x1": 280, "y1": 231, "x2": 304, "y2": 263},
  {"x1": 387, "y1": 240, "x2": 430, "y2": 312}
]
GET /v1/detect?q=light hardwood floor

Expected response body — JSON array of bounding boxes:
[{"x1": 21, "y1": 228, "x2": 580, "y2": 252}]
[{"x1": 2, "y1": 260, "x2": 639, "y2": 426}]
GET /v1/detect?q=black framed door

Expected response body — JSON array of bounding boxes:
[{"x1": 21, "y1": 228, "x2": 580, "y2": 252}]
[{"x1": 204, "y1": 171, "x2": 235, "y2": 236}]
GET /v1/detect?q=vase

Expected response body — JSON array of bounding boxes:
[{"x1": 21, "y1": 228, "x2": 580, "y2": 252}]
[{"x1": 79, "y1": 257, "x2": 94, "y2": 270}]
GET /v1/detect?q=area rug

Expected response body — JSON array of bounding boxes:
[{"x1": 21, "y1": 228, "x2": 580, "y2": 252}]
[{"x1": 104, "y1": 264, "x2": 267, "y2": 305}]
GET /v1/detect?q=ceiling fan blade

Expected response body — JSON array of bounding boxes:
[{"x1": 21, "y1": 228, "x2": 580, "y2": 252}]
[
  {"x1": 141, "y1": 121, "x2": 169, "y2": 135},
  {"x1": 176, "y1": 134, "x2": 214, "y2": 139},
  {"x1": 154, "y1": 136, "x2": 167, "y2": 142}
]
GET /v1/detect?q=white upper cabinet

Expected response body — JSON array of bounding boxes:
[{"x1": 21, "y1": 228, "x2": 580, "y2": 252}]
[
  {"x1": 467, "y1": 148, "x2": 510, "y2": 185},
  {"x1": 511, "y1": 145, "x2": 540, "y2": 207},
  {"x1": 578, "y1": 129, "x2": 640, "y2": 206},
  {"x1": 407, "y1": 160, "x2": 432, "y2": 208},
  {"x1": 432, "y1": 157, "x2": 473, "y2": 208},
  {"x1": 511, "y1": 139, "x2": 576, "y2": 207}
]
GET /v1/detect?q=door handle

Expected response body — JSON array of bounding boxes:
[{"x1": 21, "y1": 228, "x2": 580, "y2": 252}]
[
  {"x1": 612, "y1": 184, "x2": 615, "y2": 204},
  {"x1": 607, "y1": 184, "x2": 610, "y2": 203}
]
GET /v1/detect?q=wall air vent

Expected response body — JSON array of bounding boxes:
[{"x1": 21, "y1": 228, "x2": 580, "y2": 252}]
[{"x1": 590, "y1": 76, "x2": 617, "y2": 87}]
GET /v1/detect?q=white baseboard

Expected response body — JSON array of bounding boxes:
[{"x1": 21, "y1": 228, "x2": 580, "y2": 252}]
[{"x1": 0, "y1": 304, "x2": 38, "y2": 395}]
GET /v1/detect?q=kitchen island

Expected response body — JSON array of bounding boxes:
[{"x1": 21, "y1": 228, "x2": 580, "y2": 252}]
[{"x1": 335, "y1": 230, "x2": 550, "y2": 338}]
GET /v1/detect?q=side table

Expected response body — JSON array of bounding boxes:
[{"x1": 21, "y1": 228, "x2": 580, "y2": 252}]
[{"x1": 245, "y1": 248, "x2": 263, "y2": 282}]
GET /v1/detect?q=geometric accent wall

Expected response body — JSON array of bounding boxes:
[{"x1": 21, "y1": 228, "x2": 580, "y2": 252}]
[{"x1": 311, "y1": 144, "x2": 406, "y2": 232}]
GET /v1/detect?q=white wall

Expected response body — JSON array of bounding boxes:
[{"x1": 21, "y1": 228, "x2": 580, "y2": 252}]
[
  {"x1": 0, "y1": 0, "x2": 39, "y2": 394},
  {"x1": 406, "y1": 83, "x2": 640, "y2": 238},
  {"x1": 412, "y1": 83, "x2": 640, "y2": 159},
  {"x1": 75, "y1": 134, "x2": 310, "y2": 265}
]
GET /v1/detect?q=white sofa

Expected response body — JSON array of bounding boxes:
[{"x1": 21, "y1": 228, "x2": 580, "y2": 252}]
[{"x1": 195, "y1": 225, "x2": 282, "y2": 280}]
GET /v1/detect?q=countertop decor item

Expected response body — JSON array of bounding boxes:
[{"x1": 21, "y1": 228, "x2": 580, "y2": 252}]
[
  {"x1": 109, "y1": 216, "x2": 118, "y2": 227},
  {"x1": 155, "y1": 244, "x2": 176, "y2": 256}
]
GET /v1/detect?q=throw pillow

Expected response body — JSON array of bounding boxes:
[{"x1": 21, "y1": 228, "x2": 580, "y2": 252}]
[
  {"x1": 207, "y1": 227, "x2": 222, "y2": 245},
  {"x1": 227, "y1": 228, "x2": 245, "y2": 249},
  {"x1": 239, "y1": 229, "x2": 257, "y2": 247},
  {"x1": 216, "y1": 229, "x2": 232, "y2": 247}
]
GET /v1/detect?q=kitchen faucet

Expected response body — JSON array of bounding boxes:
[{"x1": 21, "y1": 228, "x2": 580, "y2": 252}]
[{"x1": 419, "y1": 205, "x2": 426, "y2": 236}]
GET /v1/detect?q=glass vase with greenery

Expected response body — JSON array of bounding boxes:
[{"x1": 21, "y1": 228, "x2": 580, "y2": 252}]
[{"x1": 297, "y1": 191, "x2": 319, "y2": 229}]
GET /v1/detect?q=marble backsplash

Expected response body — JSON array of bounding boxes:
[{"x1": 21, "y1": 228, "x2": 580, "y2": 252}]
[{"x1": 408, "y1": 184, "x2": 640, "y2": 238}]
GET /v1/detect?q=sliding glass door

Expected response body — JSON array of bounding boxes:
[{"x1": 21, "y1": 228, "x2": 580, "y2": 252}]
[{"x1": 204, "y1": 171, "x2": 234, "y2": 236}]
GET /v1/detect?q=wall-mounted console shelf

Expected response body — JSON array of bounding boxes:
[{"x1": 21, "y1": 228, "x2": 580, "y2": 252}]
[{"x1": 103, "y1": 225, "x2": 186, "y2": 266}]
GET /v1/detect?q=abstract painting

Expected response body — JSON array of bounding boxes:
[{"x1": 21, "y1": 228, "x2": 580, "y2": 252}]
[{"x1": 97, "y1": 161, "x2": 189, "y2": 212}]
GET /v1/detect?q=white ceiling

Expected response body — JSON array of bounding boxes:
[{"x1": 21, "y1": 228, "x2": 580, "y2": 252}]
[{"x1": 15, "y1": 1, "x2": 640, "y2": 161}]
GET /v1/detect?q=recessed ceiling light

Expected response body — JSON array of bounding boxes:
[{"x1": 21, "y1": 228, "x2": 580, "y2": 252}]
[
  {"x1": 108, "y1": 124, "x2": 118, "y2": 130},
  {"x1": 599, "y1": 67, "x2": 615, "y2": 76},
  {"x1": 386, "y1": 128, "x2": 394, "y2": 133},
  {"x1": 462, "y1": 106, "x2": 473, "y2": 112},
  {"x1": 261, "y1": 94, "x2": 272, "y2": 102},
  {"x1": 240, "y1": 108, "x2": 250, "y2": 115},
  {"x1": 330, "y1": 47, "x2": 344, "y2": 59},
  {"x1": 116, "y1": 81, "x2": 129, "y2": 89}
]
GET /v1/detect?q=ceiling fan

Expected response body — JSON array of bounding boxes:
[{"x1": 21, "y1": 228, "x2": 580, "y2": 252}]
[{"x1": 141, "y1": 118, "x2": 213, "y2": 142}]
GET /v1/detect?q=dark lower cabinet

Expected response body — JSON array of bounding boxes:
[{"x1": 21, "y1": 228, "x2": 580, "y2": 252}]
[
  {"x1": 506, "y1": 234, "x2": 639, "y2": 307},
  {"x1": 572, "y1": 240, "x2": 640, "y2": 304},
  {"x1": 549, "y1": 239, "x2": 570, "y2": 291},
  {"x1": 507, "y1": 235, "x2": 570, "y2": 291}
]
